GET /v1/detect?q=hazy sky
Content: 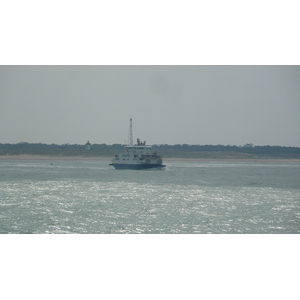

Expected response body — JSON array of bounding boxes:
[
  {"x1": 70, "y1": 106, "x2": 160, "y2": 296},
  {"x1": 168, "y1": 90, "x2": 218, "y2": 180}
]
[{"x1": 1, "y1": 66, "x2": 299, "y2": 146}]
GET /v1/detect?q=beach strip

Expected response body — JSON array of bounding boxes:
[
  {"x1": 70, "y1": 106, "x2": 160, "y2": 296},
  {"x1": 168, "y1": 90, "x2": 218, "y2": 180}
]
[{"x1": 0, "y1": 154, "x2": 300, "y2": 163}]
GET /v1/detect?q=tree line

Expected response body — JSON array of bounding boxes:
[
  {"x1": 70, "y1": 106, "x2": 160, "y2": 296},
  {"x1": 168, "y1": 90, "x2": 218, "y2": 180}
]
[{"x1": 1, "y1": 142, "x2": 300, "y2": 158}]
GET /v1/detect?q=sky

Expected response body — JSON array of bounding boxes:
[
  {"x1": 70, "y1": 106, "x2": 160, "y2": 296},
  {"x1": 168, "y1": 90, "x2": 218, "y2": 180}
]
[{"x1": 1, "y1": 65, "x2": 299, "y2": 147}]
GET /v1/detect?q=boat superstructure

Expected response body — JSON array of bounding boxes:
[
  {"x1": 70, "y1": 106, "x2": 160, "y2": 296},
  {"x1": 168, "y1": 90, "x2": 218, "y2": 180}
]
[{"x1": 109, "y1": 119, "x2": 166, "y2": 170}]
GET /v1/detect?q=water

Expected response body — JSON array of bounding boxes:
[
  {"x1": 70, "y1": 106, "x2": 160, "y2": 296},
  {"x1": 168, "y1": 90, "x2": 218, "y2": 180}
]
[{"x1": 1, "y1": 160, "x2": 299, "y2": 233}]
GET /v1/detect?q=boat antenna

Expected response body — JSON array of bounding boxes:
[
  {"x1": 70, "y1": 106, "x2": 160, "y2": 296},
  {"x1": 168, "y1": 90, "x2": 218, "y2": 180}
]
[{"x1": 128, "y1": 118, "x2": 133, "y2": 146}]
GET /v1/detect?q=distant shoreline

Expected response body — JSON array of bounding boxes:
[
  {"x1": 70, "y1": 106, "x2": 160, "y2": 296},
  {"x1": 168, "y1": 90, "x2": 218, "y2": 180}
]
[
  {"x1": 0, "y1": 155, "x2": 111, "y2": 161},
  {"x1": 1, "y1": 155, "x2": 300, "y2": 163}
]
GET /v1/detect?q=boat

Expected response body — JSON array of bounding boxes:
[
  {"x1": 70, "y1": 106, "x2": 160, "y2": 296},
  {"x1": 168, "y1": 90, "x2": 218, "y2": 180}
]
[
  {"x1": 109, "y1": 119, "x2": 166, "y2": 170},
  {"x1": 109, "y1": 139, "x2": 166, "y2": 170}
]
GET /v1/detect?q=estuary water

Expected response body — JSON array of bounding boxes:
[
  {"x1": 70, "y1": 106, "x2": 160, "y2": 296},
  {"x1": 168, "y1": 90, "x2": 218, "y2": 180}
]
[{"x1": 1, "y1": 159, "x2": 299, "y2": 234}]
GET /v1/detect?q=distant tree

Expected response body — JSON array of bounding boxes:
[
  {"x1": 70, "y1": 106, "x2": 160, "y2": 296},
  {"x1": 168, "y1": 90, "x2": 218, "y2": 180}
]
[{"x1": 244, "y1": 143, "x2": 254, "y2": 148}]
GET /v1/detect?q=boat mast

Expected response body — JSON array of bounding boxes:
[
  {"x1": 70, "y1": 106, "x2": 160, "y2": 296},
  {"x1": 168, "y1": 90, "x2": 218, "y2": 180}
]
[{"x1": 128, "y1": 118, "x2": 133, "y2": 146}]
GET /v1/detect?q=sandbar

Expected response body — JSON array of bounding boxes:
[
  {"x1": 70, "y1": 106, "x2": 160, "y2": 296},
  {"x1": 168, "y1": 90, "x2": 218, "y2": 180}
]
[{"x1": 0, "y1": 155, "x2": 299, "y2": 163}]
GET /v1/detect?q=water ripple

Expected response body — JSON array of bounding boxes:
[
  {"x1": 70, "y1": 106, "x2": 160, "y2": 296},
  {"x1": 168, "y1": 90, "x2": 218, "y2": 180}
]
[{"x1": 1, "y1": 161, "x2": 299, "y2": 233}]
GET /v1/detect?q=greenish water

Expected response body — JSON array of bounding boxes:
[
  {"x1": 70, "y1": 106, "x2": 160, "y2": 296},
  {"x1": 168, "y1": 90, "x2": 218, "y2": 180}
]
[{"x1": 1, "y1": 160, "x2": 299, "y2": 233}]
